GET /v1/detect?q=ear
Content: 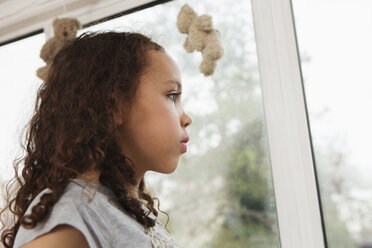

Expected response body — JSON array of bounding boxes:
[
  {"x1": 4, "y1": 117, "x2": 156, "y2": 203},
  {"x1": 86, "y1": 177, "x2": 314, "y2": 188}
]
[
  {"x1": 114, "y1": 100, "x2": 132, "y2": 126},
  {"x1": 114, "y1": 107, "x2": 124, "y2": 126}
]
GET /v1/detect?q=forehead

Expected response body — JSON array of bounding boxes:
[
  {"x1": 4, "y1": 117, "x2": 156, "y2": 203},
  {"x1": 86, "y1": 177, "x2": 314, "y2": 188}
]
[
  {"x1": 162, "y1": 80, "x2": 182, "y2": 90},
  {"x1": 141, "y1": 50, "x2": 182, "y2": 88}
]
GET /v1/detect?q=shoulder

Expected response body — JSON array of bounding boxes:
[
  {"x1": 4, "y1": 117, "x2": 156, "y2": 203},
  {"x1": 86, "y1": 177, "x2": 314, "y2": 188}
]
[
  {"x1": 21, "y1": 224, "x2": 89, "y2": 248},
  {"x1": 13, "y1": 180, "x2": 111, "y2": 248},
  {"x1": 13, "y1": 179, "x2": 153, "y2": 248}
]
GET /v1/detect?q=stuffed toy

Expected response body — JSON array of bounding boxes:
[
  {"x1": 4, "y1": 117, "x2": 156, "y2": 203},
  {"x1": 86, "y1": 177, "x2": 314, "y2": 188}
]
[
  {"x1": 37, "y1": 17, "x2": 81, "y2": 81},
  {"x1": 176, "y1": 4, "x2": 224, "y2": 76}
]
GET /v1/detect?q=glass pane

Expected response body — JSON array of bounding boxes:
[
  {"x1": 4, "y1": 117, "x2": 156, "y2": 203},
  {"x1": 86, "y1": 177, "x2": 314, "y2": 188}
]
[
  {"x1": 291, "y1": 1, "x2": 372, "y2": 247},
  {"x1": 0, "y1": 34, "x2": 45, "y2": 184},
  {"x1": 80, "y1": 0, "x2": 280, "y2": 246},
  {"x1": 0, "y1": 0, "x2": 281, "y2": 247}
]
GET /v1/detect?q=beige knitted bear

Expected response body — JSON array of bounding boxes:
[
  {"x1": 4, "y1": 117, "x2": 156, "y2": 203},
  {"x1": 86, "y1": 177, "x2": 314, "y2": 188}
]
[
  {"x1": 176, "y1": 4, "x2": 223, "y2": 76},
  {"x1": 37, "y1": 17, "x2": 81, "y2": 81}
]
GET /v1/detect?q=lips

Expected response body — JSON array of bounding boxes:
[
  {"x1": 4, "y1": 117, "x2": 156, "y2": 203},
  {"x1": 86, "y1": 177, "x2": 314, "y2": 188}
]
[
  {"x1": 181, "y1": 136, "x2": 189, "y2": 143},
  {"x1": 180, "y1": 137, "x2": 188, "y2": 153}
]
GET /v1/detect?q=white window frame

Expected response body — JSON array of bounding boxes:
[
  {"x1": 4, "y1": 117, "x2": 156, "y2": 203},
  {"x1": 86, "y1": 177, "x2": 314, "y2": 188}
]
[
  {"x1": 0, "y1": 0, "x2": 326, "y2": 247},
  {"x1": 0, "y1": 0, "x2": 160, "y2": 44},
  {"x1": 251, "y1": 0, "x2": 325, "y2": 247}
]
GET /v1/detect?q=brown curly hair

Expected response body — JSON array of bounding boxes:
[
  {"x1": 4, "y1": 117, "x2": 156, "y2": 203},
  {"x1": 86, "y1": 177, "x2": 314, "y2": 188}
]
[{"x1": 0, "y1": 31, "x2": 169, "y2": 247}]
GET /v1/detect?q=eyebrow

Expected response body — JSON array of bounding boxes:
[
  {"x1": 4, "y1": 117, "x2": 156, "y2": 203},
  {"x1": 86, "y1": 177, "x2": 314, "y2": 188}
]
[{"x1": 163, "y1": 80, "x2": 182, "y2": 90}]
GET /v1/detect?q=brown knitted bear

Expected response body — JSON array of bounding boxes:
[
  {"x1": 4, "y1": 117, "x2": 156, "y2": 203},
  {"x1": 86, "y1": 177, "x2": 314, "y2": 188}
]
[
  {"x1": 176, "y1": 4, "x2": 224, "y2": 76},
  {"x1": 36, "y1": 17, "x2": 81, "y2": 81}
]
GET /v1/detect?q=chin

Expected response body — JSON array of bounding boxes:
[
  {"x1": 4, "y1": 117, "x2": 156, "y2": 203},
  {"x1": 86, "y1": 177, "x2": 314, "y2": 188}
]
[{"x1": 158, "y1": 164, "x2": 178, "y2": 174}]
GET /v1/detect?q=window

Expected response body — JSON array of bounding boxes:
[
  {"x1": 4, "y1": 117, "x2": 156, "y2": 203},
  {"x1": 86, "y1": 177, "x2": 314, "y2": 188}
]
[
  {"x1": 0, "y1": 34, "x2": 44, "y2": 184},
  {"x1": 78, "y1": 0, "x2": 281, "y2": 247},
  {"x1": 6, "y1": 0, "x2": 364, "y2": 247},
  {"x1": 292, "y1": 0, "x2": 372, "y2": 247}
]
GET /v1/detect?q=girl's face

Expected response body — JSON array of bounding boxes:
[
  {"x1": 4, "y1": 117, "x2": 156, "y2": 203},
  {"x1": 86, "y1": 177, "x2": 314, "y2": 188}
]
[{"x1": 116, "y1": 50, "x2": 192, "y2": 177}]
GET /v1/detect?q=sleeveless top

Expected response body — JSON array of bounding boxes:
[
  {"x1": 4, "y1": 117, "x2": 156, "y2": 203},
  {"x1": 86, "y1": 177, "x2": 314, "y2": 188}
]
[{"x1": 13, "y1": 179, "x2": 178, "y2": 248}]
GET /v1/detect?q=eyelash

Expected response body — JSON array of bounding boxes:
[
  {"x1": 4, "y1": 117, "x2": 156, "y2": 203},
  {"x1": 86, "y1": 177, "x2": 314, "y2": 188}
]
[{"x1": 168, "y1": 92, "x2": 182, "y2": 102}]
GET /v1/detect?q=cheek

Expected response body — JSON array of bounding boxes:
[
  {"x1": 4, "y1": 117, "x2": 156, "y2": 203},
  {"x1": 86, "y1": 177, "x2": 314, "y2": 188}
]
[
  {"x1": 133, "y1": 102, "x2": 178, "y2": 144},
  {"x1": 158, "y1": 103, "x2": 180, "y2": 127}
]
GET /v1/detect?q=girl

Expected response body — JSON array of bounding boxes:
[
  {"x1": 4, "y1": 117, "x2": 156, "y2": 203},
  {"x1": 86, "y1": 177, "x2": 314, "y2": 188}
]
[{"x1": 0, "y1": 31, "x2": 192, "y2": 248}]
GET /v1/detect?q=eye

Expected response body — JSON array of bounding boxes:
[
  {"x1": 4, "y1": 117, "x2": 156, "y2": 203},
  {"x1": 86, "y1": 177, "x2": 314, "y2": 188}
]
[{"x1": 168, "y1": 92, "x2": 182, "y2": 102}]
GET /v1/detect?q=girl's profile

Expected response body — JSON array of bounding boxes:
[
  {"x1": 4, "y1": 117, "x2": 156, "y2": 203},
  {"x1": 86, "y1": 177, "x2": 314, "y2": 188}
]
[{"x1": 0, "y1": 31, "x2": 192, "y2": 248}]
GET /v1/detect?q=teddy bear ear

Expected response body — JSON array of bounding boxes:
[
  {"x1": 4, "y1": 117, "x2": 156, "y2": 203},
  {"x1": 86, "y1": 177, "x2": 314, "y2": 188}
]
[
  {"x1": 52, "y1": 18, "x2": 60, "y2": 27},
  {"x1": 181, "y1": 4, "x2": 195, "y2": 13},
  {"x1": 72, "y1": 18, "x2": 82, "y2": 29}
]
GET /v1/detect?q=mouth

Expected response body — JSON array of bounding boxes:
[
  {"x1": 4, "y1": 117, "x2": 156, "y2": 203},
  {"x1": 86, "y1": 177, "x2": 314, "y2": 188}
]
[
  {"x1": 180, "y1": 136, "x2": 189, "y2": 143},
  {"x1": 180, "y1": 139, "x2": 188, "y2": 153}
]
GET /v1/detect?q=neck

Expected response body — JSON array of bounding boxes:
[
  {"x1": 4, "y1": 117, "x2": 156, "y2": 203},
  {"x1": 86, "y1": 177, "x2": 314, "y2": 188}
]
[{"x1": 76, "y1": 169, "x2": 143, "y2": 199}]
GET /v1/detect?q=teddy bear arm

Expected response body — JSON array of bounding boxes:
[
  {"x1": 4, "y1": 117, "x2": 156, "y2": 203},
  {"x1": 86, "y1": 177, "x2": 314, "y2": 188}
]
[
  {"x1": 36, "y1": 65, "x2": 50, "y2": 81},
  {"x1": 202, "y1": 42, "x2": 224, "y2": 60},
  {"x1": 40, "y1": 39, "x2": 59, "y2": 62}
]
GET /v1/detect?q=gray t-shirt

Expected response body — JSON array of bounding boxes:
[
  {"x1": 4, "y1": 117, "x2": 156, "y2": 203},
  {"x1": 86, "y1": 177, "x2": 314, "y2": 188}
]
[{"x1": 13, "y1": 179, "x2": 178, "y2": 248}]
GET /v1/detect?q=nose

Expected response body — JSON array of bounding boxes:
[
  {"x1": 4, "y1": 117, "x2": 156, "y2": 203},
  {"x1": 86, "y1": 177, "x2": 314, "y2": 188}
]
[{"x1": 182, "y1": 112, "x2": 192, "y2": 128}]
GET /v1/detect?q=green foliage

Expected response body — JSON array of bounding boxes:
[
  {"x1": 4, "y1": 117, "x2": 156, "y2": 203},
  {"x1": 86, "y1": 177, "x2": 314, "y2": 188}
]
[{"x1": 206, "y1": 120, "x2": 279, "y2": 247}]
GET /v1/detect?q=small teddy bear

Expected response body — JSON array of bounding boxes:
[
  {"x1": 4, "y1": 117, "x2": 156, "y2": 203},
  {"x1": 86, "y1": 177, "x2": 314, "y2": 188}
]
[
  {"x1": 37, "y1": 17, "x2": 81, "y2": 81},
  {"x1": 176, "y1": 4, "x2": 223, "y2": 76}
]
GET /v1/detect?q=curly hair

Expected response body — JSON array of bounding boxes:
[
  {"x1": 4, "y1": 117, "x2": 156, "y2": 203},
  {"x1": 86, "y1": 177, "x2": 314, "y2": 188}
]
[{"x1": 0, "y1": 31, "x2": 169, "y2": 247}]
